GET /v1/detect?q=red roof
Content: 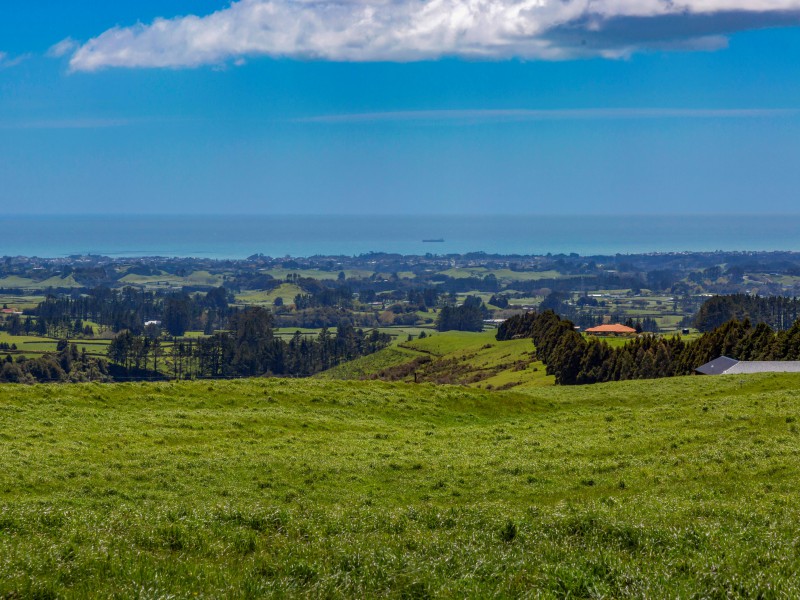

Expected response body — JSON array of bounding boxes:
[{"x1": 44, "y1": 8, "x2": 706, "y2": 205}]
[{"x1": 585, "y1": 323, "x2": 637, "y2": 334}]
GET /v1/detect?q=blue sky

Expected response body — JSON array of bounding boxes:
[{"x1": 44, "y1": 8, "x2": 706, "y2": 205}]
[{"x1": 2, "y1": 1, "x2": 800, "y2": 215}]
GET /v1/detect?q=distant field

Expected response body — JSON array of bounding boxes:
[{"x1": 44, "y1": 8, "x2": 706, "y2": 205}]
[
  {"x1": 262, "y1": 268, "x2": 374, "y2": 281},
  {"x1": 376, "y1": 326, "x2": 434, "y2": 340},
  {"x1": 0, "y1": 295, "x2": 43, "y2": 311},
  {"x1": 119, "y1": 270, "x2": 225, "y2": 288},
  {"x1": 585, "y1": 335, "x2": 631, "y2": 348},
  {"x1": 0, "y1": 332, "x2": 60, "y2": 355},
  {"x1": 236, "y1": 283, "x2": 304, "y2": 306},
  {"x1": 180, "y1": 330, "x2": 209, "y2": 339},
  {"x1": 0, "y1": 332, "x2": 112, "y2": 358},
  {"x1": 320, "y1": 329, "x2": 552, "y2": 389},
  {"x1": 2, "y1": 375, "x2": 800, "y2": 596},
  {"x1": 315, "y1": 346, "x2": 422, "y2": 379},
  {"x1": 438, "y1": 268, "x2": 568, "y2": 283},
  {"x1": 0, "y1": 275, "x2": 82, "y2": 290},
  {"x1": 404, "y1": 330, "x2": 492, "y2": 355}
]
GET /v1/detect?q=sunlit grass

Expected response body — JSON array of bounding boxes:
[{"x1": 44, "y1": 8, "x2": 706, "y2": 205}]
[{"x1": 2, "y1": 374, "x2": 799, "y2": 596}]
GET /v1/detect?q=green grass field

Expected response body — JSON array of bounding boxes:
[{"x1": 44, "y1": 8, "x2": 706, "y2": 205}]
[
  {"x1": 320, "y1": 330, "x2": 553, "y2": 389},
  {"x1": 2, "y1": 374, "x2": 800, "y2": 597},
  {"x1": 437, "y1": 268, "x2": 569, "y2": 283},
  {"x1": 0, "y1": 332, "x2": 62, "y2": 355},
  {"x1": 262, "y1": 268, "x2": 374, "y2": 281},
  {"x1": 118, "y1": 270, "x2": 226, "y2": 289},
  {"x1": 0, "y1": 295, "x2": 44, "y2": 311},
  {"x1": 0, "y1": 275, "x2": 82, "y2": 290},
  {"x1": 236, "y1": 283, "x2": 305, "y2": 306}
]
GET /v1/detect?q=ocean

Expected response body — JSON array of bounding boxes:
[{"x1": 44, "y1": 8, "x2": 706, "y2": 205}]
[{"x1": 2, "y1": 214, "x2": 800, "y2": 259}]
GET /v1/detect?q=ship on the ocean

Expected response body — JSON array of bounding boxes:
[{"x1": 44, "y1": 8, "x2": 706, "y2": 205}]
[{"x1": 422, "y1": 238, "x2": 445, "y2": 243}]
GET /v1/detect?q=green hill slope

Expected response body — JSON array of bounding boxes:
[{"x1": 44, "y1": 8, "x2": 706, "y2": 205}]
[
  {"x1": 2, "y1": 375, "x2": 800, "y2": 597},
  {"x1": 319, "y1": 329, "x2": 554, "y2": 388}
]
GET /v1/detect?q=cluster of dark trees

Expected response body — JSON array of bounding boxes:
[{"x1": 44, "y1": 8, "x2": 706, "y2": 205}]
[
  {"x1": 694, "y1": 294, "x2": 800, "y2": 332},
  {"x1": 106, "y1": 331, "x2": 166, "y2": 374},
  {"x1": 27, "y1": 286, "x2": 232, "y2": 337},
  {"x1": 536, "y1": 291, "x2": 664, "y2": 333},
  {"x1": 266, "y1": 285, "x2": 445, "y2": 329},
  {"x1": 435, "y1": 296, "x2": 488, "y2": 332},
  {"x1": 0, "y1": 342, "x2": 111, "y2": 383},
  {"x1": 273, "y1": 307, "x2": 384, "y2": 329},
  {"x1": 489, "y1": 294, "x2": 509, "y2": 309},
  {"x1": 4, "y1": 312, "x2": 94, "y2": 338},
  {"x1": 293, "y1": 287, "x2": 354, "y2": 310},
  {"x1": 498, "y1": 309, "x2": 800, "y2": 385},
  {"x1": 406, "y1": 288, "x2": 441, "y2": 310},
  {"x1": 106, "y1": 307, "x2": 391, "y2": 379}
]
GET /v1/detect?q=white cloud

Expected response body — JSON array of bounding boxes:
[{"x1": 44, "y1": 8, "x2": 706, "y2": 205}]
[
  {"x1": 297, "y1": 108, "x2": 800, "y2": 123},
  {"x1": 0, "y1": 118, "x2": 140, "y2": 130},
  {"x1": 0, "y1": 51, "x2": 30, "y2": 69},
  {"x1": 68, "y1": 0, "x2": 800, "y2": 71},
  {"x1": 48, "y1": 38, "x2": 79, "y2": 58}
]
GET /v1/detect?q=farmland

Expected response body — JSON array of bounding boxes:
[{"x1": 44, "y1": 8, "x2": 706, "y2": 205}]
[
  {"x1": 2, "y1": 374, "x2": 800, "y2": 597},
  {"x1": 10, "y1": 249, "x2": 800, "y2": 340},
  {"x1": 320, "y1": 330, "x2": 553, "y2": 389}
]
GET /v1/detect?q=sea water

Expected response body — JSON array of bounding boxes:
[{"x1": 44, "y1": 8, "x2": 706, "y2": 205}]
[{"x1": 2, "y1": 214, "x2": 800, "y2": 259}]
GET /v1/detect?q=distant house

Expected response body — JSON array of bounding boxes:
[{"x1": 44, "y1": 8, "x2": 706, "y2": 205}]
[
  {"x1": 144, "y1": 320, "x2": 162, "y2": 327},
  {"x1": 696, "y1": 356, "x2": 800, "y2": 375},
  {"x1": 585, "y1": 323, "x2": 637, "y2": 336}
]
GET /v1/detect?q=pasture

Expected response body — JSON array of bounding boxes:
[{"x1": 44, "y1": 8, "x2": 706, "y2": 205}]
[
  {"x1": 235, "y1": 283, "x2": 305, "y2": 307},
  {"x1": 321, "y1": 329, "x2": 556, "y2": 388},
  {"x1": 0, "y1": 275, "x2": 82, "y2": 290},
  {"x1": 2, "y1": 375, "x2": 800, "y2": 597},
  {"x1": 262, "y1": 268, "x2": 374, "y2": 281},
  {"x1": 118, "y1": 270, "x2": 226, "y2": 289},
  {"x1": 437, "y1": 268, "x2": 569, "y2": 283}
]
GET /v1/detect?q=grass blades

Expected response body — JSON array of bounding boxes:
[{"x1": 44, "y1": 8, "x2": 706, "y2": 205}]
[{"x1": 2, "y1": 374, "x2": 800, "y2": 596}]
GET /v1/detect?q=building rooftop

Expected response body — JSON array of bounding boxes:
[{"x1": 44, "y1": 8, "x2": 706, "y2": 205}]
[
  {"x1": 696, "y1": 356, "x2": 800, "y2": 375},
  {"x1": 585, "y1": 323, "x2": 637, "y2": 334}
]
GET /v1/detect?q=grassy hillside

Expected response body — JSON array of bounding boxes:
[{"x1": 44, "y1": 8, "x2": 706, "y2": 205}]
[
  {"x1": 319, "y1": 330, "x2": 553, "y2": 389},
  {"x1": 2, "y1": 375, "x2": 800, "y2": 597},
  {"x1": 235, "y1": 283, "x2": 305, "y2": 306},
  {"x1": 118, "y1": 270, "x2": 225, "y2": 288},
  {"x1": 0, "y1": 275, "x2": 82, "y2": 290}
]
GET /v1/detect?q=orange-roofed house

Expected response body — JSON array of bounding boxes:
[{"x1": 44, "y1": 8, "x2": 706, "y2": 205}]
[{"x1": 585, "y1": 323, "x2": 637, "y2": 336}]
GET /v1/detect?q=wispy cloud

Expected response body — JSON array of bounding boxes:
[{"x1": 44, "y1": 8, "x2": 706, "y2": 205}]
[
  {"x1": 0, "y1": 118, "x2": 143, "y2": 130},
  {"x1": 0, "y1": 51, "x2": 31, "y2": 69},
  {"x1": 68, "y1": 0, "x2": 800, "y2": 71},
  {"x1": 47, "y1": 38, "x2": 79, "y2": 58},
  {"x1": 297, "y1": 108, "x2": 800, "y2": 124}
]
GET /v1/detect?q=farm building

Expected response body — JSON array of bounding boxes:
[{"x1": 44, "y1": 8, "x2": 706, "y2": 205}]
[
  {"x1": 585, "y1": 323, "x2": 637, "y2": 336},
  {"x1": 696, "y1": 356, "x2": 800, "y2": 375}
]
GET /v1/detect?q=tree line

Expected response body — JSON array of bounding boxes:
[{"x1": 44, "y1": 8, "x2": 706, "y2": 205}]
[
  {"x1": 694, "y1": 294, "x2": 800, "y2": 332},
  {"x1": 27, "y1": 286, "x2": 232, "y2": 337},
  {"x1": 498, "y1": 309, "x2": 800, "y2": 385},
  {"x1": 435, "y1": 296, "x2": 488, "y2": 332},
  {"x1": 1, "y1": 342, "x2": 111, "y2": 384},
  {"x1": 106, "y1": 307, "x2": 392, "y2": 379}
]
